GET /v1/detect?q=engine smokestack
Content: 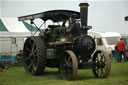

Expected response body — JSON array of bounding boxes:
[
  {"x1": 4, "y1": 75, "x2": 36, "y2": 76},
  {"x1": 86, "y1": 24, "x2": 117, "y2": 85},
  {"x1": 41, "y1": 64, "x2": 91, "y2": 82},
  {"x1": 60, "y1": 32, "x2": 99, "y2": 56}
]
[{"x1": 79, "y1": 3, "x2": 89, "y2": 31}]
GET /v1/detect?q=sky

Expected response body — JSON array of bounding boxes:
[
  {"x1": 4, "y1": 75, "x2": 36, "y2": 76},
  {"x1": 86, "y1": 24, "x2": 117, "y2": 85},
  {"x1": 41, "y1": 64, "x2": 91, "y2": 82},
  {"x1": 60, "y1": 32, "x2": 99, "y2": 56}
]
[{"x1": 0, "y1": 0, "x2": 128, "y2": 34}]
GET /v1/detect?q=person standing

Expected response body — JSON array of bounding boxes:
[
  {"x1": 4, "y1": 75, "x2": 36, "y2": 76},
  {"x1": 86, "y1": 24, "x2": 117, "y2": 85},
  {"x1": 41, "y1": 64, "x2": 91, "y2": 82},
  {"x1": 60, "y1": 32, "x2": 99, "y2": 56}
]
[
  {"x1": 114, "y1": 44, "x2": 120, "y2": 62},
  {"x1": 117, "y1": 38, "x2": 127, "y2": 62},
  {"x1": 16, "y1": 50, "x2": 23, "y2": 64}
]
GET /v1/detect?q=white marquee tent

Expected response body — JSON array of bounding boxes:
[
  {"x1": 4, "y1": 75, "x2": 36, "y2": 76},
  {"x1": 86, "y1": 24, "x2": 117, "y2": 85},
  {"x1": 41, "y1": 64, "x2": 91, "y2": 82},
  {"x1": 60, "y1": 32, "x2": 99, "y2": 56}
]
[{"x1": 0, "y1": 17, "x2": 38, "y2": 57}]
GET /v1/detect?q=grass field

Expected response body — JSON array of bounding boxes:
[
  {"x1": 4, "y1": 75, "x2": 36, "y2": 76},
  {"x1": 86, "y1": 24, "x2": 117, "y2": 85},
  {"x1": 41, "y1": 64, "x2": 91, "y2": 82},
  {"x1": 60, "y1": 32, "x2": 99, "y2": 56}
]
[{"x1": 0, "y1": 60, "x2": 128, "y2": 85}]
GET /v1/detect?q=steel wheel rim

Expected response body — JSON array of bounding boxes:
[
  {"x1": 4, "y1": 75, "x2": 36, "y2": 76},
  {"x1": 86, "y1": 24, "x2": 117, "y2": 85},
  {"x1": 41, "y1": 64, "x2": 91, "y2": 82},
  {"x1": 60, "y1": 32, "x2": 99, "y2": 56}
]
[{"x1": 93, "y1": 50, "x2": 111, "y2": 78}]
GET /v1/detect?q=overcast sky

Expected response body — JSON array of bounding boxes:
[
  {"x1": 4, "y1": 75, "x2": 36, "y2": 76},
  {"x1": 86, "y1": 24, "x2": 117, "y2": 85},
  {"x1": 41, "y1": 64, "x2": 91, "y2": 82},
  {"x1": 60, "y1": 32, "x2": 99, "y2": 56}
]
[{"x1": 0, "y1": 0, "x2": 128, "y2": 34}]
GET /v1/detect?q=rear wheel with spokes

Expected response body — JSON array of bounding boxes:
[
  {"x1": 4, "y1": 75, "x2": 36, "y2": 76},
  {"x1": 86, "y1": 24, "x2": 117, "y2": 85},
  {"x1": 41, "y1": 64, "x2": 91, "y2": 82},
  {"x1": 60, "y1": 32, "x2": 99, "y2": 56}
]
[
  {"x1": 23, "y1": 36, "x2": 46, "y2": 75},
  {"x1": 92, "y1": 50, "x2": 111, "y2": 78}
]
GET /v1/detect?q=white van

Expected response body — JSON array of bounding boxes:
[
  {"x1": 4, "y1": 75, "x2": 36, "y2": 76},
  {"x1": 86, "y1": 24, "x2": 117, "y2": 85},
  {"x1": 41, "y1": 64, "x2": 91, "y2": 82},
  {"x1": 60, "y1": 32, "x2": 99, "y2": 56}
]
[{"x1": 88, "y1": 32, "x2": 121, "y2": 55}]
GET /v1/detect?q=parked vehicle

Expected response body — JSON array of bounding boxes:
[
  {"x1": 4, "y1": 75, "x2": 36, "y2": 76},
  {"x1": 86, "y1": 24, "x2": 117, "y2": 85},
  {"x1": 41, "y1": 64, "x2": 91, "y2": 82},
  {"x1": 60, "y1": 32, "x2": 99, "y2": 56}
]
[{"x1": 88, "y1": 32, "x2": 121, "y2": 56}]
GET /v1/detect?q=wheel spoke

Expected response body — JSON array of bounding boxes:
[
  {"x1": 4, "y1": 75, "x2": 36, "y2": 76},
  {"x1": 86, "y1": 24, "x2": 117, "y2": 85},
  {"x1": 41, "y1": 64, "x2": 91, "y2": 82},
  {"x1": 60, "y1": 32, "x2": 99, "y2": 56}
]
[
  {"x1": 32, "y1": 68, "x2": 36, "y2": 73},
  {"x1": 33, "y1": 54, "x2": 38, "y2": 57},
  {"x1": 96, "y1": 68, "x2": 99, "y2": 77},
  {"x1": 100, "y1": 53, "x2": 105, "y2": 62},
  {"x1": 65, "y1": 61, "x2": 72, "y2": 67},
  {"x1": 31, "y1": 44, "x2": 36, "y2": 51},
  {"x1": 26, "y1": 47, "x2": 31, "y2": 52},
  {"x1": 68, "y1": 57, "x2": 71, "y2": 62},
  {"x1": 25, "y1": 57, "x2": 31, "y2": 61},
  {"x1": 31, "y1": 48, "x2": 37, "y2": 55},
  {"x1": 28, "y1": 63, "x2": 32, "y2": 69},
  {"x1": 31, "y1": 59, "x2": 35, "y2": 66},
  {"x1": 96, "y1": 58, "x2": 98, "y2": 62},
  {"x1": 31, "y1": 43, "x2": 37, "y2": 54},
  {"x1": 102, "y1": 68, "x2": 105, "y2": 75},
  {"x1": 28, "y1": 39, "x2": 33, "y2": 45},
  {"x1": 100, "y1": 53, "x2": 104, "y2": 57},
  {"x1": 67, "y1": 67, "x2": 72, "y2": 74},
  {"x1": 100, "y1": 68, "x2": 104, "y2": 77},
  {"x1": 26, "y1": 53, "x2": 33, "y2": 60},
  {"x1": 64, "y1": 54, "x2": 67, "y2": 62}
]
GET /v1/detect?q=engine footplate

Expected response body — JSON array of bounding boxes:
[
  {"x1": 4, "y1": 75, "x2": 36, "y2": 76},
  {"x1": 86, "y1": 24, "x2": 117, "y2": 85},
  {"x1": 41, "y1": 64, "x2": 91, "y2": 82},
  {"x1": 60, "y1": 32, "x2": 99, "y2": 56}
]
[{"x1": 78, "y1": 62, "x2": 93, "y2": 69}]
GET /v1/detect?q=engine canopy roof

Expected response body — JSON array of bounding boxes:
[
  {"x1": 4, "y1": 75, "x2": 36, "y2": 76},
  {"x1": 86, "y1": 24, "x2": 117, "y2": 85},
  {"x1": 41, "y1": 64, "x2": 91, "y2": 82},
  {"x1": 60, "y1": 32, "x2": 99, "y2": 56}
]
[{"x1": 18, "y1": 10, "x2": 80, "y2": 22}]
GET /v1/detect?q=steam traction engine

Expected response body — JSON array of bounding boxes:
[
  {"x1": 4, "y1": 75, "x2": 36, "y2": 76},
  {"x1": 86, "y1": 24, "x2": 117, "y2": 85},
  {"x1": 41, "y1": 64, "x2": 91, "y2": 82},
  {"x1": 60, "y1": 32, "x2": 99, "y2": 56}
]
[{"x1": 18, "y1": 3, "x2": 111, "y2": 80}]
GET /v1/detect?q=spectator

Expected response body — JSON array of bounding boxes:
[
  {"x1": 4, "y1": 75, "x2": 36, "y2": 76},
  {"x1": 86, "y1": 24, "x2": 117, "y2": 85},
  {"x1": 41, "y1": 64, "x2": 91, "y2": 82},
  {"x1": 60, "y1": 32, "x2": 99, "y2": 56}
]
[
  {"x1": 0, "y1": 62, "x2": 8, "y2": 72},
  {"x1": 16, "y1": 50, "x2": 23, "y2": 64},
  {"x1": 114, "y1": 45, "x2": 120, "y2": 62},
  {"x1": 117, "y1": 38, "x2": 127, "y2": 62},
  {"x1": 126, "y1": 39, "x2": 128, "y2": 50}
]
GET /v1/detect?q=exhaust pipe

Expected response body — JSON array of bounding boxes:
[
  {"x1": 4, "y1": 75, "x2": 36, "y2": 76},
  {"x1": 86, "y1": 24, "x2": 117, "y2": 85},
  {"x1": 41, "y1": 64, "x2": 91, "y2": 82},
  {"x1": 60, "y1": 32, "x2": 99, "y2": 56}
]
[{"x1": 79, "y1": 3, "x2": 89, "y2": 34}]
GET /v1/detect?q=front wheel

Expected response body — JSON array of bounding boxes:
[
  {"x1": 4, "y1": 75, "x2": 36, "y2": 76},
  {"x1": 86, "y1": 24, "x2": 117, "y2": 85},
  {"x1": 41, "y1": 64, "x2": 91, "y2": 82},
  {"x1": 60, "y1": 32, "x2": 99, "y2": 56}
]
[
  {"x1": 92, "y1": 50, "x2": 111, "y2": 78},
  {"x1": 60, "y1": 50, "x2": 78, "y2": 80}
]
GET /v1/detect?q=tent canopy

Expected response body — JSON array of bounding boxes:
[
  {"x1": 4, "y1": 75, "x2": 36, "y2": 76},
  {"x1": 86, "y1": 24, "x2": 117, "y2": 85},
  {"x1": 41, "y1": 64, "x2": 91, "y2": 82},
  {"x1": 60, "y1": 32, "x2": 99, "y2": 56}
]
[
  {"x1": 0, "y1": 17, "x2": 37, "y2": 32},
  {"x1": 0, "y1": 19, "x2": 8, "y2": 31}
]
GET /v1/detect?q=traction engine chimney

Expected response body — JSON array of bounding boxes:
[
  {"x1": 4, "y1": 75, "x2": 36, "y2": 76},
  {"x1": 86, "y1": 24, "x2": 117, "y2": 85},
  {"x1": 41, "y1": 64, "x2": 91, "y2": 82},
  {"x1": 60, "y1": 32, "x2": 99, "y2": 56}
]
[{"x1": 79, "y1": 3, "x2": 89, "y2": 34}]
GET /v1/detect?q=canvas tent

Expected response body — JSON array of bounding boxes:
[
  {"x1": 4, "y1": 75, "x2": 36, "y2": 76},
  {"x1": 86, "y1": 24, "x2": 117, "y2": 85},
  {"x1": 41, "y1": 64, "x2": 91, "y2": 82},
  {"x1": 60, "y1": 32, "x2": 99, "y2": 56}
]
[
  {"x1": 0, "y1": 17, "x2": 38, "y2": 63},
  {"x1": 0, "y1": 17, "x2": 38, "y2": 32},
  {"x1": 0, "y1": 18, "x2": 8, "y2": 31}
]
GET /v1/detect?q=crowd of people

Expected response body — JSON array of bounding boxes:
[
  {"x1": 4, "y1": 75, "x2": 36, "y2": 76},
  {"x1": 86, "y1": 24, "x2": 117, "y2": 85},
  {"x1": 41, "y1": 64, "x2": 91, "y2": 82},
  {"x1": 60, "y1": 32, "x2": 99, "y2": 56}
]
[
  {"x1": 0, "y1": 50, "x2": 23, "y2": 72},
  {"x1": 115, "y1": 38, "x2": 128, "y2": 62},
  {"x1": 0, "y1": 62, "x2": 8, "y2": 72}
]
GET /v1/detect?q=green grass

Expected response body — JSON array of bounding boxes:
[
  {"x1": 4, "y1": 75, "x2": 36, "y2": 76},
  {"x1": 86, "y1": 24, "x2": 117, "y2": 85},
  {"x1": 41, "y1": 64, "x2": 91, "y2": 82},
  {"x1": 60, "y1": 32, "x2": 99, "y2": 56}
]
[{"x1": 0, "y1": 60, "x2": 128, "y2": 85}]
